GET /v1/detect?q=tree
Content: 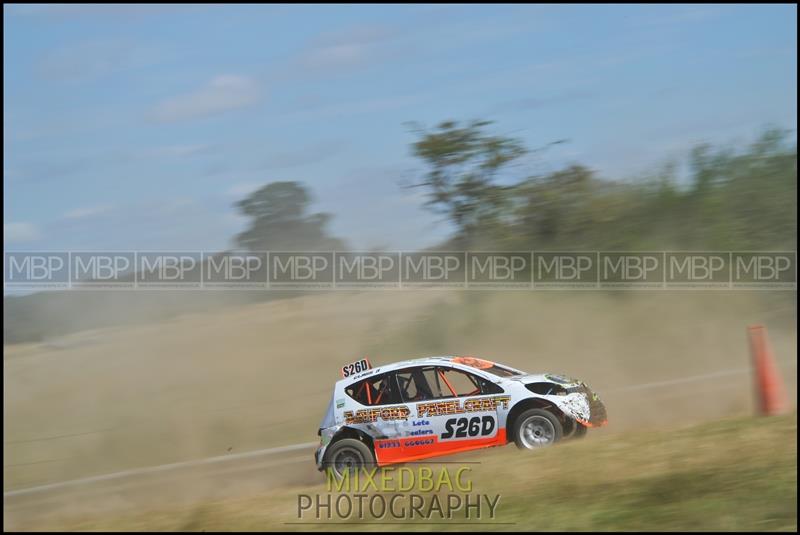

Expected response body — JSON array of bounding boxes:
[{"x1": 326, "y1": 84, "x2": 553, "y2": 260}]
[
  {"x1": 515, "y1": 164, "x2": 596, "y2": 246},
  {"x1": 409, "y1": 120, "x2": 527, "y2": 244},
  {"x1": 409, "y1": 119, "x2": 796, "y2": 252},
  {"x1": 235, "y1": 181, "x2": 345, "y2": 251}
]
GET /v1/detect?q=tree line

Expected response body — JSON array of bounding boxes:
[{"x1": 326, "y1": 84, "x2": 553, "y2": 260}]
[{"x1": 237, "y1": 121, "x2": 797, "y2": 252}]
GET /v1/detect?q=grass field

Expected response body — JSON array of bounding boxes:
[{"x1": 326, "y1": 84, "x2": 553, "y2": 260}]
[{"x1": 16, "y1": 413, "x2": 796, "y2": 531}]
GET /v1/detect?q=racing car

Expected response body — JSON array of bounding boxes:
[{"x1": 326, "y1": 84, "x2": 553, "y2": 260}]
[{"x1": 315, "y1": 355, "x2": 607, "y2": 477}]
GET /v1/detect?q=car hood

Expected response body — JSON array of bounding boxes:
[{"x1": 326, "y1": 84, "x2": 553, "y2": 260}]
[{"x1": 508, "y1": 372, "x2": 583, "y2": 387}]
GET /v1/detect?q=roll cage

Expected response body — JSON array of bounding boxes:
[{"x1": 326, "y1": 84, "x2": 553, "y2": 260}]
[{"x1": 344, "y1": 364, "x2": 503, "y2": 407}]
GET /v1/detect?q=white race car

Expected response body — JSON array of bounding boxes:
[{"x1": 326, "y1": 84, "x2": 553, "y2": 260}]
[{"x1": 315, "y1": 356, "x2": 607, "y2": 476}]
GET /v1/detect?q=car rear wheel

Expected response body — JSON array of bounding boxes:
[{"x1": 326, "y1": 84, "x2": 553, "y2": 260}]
[
  {"x1": 513, "y1": 409, "x2": 563, "y2": 449},
  {"x1": 323, "y1": 438, "x2": 374, "y2": 478}
]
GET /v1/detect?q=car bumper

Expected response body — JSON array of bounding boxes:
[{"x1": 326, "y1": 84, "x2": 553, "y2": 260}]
[
  {"x1": 551, "y1": 383, "x2": 608, "y2": 428},
  {"x1": 574, "y1": 384, "x2": 608, "y2": 427},
  {"x1": 314, "y1": 443, "x2": 326, "y2": 471}
]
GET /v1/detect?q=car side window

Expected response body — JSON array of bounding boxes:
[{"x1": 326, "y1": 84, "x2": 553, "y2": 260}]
[
  {"x1": 395, "y1": 367, "x2": 437, "y2": 402},
  {"x1": 478, "y1": 376, "x2": 505, "y2": 395},
  {"x1": 345, "y1": 372, "x2": 402, "y2": 406},
  {"x1": 395, "y1": 366, "x2": 504, "y2": 401},
  {"x1": 440, "y1": 367, "x2": 504, "y2": 396},
  {"x1": 438, "y1": 367, "x2": 482, "y2": 396}
]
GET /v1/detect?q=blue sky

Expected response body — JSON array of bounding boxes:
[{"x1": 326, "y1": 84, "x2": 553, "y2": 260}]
[{"x1": 4, "y1": 4, "x2": 797, "y2": 251}]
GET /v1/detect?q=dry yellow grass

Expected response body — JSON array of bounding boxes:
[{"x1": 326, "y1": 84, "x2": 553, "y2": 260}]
[{"x1": 7, "y1": 414, "x2": 796, "y2": 531}]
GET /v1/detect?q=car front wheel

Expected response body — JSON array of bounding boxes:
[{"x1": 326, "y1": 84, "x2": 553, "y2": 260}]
[{"x1": 513, "y1": 408, "x2": 563, "y2": 449}]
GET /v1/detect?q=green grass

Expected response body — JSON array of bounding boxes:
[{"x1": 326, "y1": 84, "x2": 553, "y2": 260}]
[
  {"x1": 486, "y1": 414, "x2": 797, "y2": 531},
  {"x1": 15, "y1": 414, "x2": 798, "y2": 531}
]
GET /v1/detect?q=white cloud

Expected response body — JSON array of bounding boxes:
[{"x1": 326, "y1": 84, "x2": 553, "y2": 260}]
[
  {"x1": 313, "y1": 24, "x2": 395, "y2": 48},
  {"x1": 37, "y1": 40, "x2": 160, "y2": 82},
  {"x1": 147, "y1": 144, "x2": 214, "y2": 158},
  {"x1": 150, "y1": 75, "x2": 260, "y2": 123},
  {"x1": 286, "y1": 24, "x2": 397, "y2": 77},
  {"x1": 262, "y1": 140, "x2": 345, "y2": 170},
  {"x1": 4, "y1": 222, "x2": 42, "y2": 243},
  {"x1": 64, "y1": 204, "x2": 113, "y2": 220},
  {"x1": 301, "y1": 43, "x2": 370, "y2": 70},
  {"x1": 159, "y1": 198, "x2": 197, "y2": 214}
]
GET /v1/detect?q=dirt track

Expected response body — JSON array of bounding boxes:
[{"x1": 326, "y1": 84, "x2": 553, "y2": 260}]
[{"x1": 3, "y1": 290, "x2": 797, "y2": 529}]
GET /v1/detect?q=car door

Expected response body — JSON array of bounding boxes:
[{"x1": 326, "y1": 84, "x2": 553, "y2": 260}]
[
  {"x1": 342, "y1": 371, "x2": 410, "y2": 465},
  {"x1": 393, "y1": 364, "x2": 508, "y2": 462}
]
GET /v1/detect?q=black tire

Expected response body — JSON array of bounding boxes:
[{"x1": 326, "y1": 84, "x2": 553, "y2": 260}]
[
  {"x1": 322, "y1": 438, "x2": 375, "y2": 478},
  {"x1": 513, "y1": 408, "x2": 563, "y2": 450}
]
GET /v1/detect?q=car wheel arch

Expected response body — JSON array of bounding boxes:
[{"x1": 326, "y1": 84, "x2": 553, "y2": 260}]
[
  {"x1": 506, "y1": 398, "x2": 569, "y2": 443},
  {"x1": 326, "y1": 426, "x2": 376, "y2": 459}
]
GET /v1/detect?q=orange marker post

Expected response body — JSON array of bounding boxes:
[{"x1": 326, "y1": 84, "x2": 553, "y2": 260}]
[{"x1": 747, "y1": 324, "x2": 789, "y2": 416}]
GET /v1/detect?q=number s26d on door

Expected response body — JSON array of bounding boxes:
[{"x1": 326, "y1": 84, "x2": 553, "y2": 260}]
[{"x1": 441, "y1": 415, "x2": 496, "y2": 440}]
